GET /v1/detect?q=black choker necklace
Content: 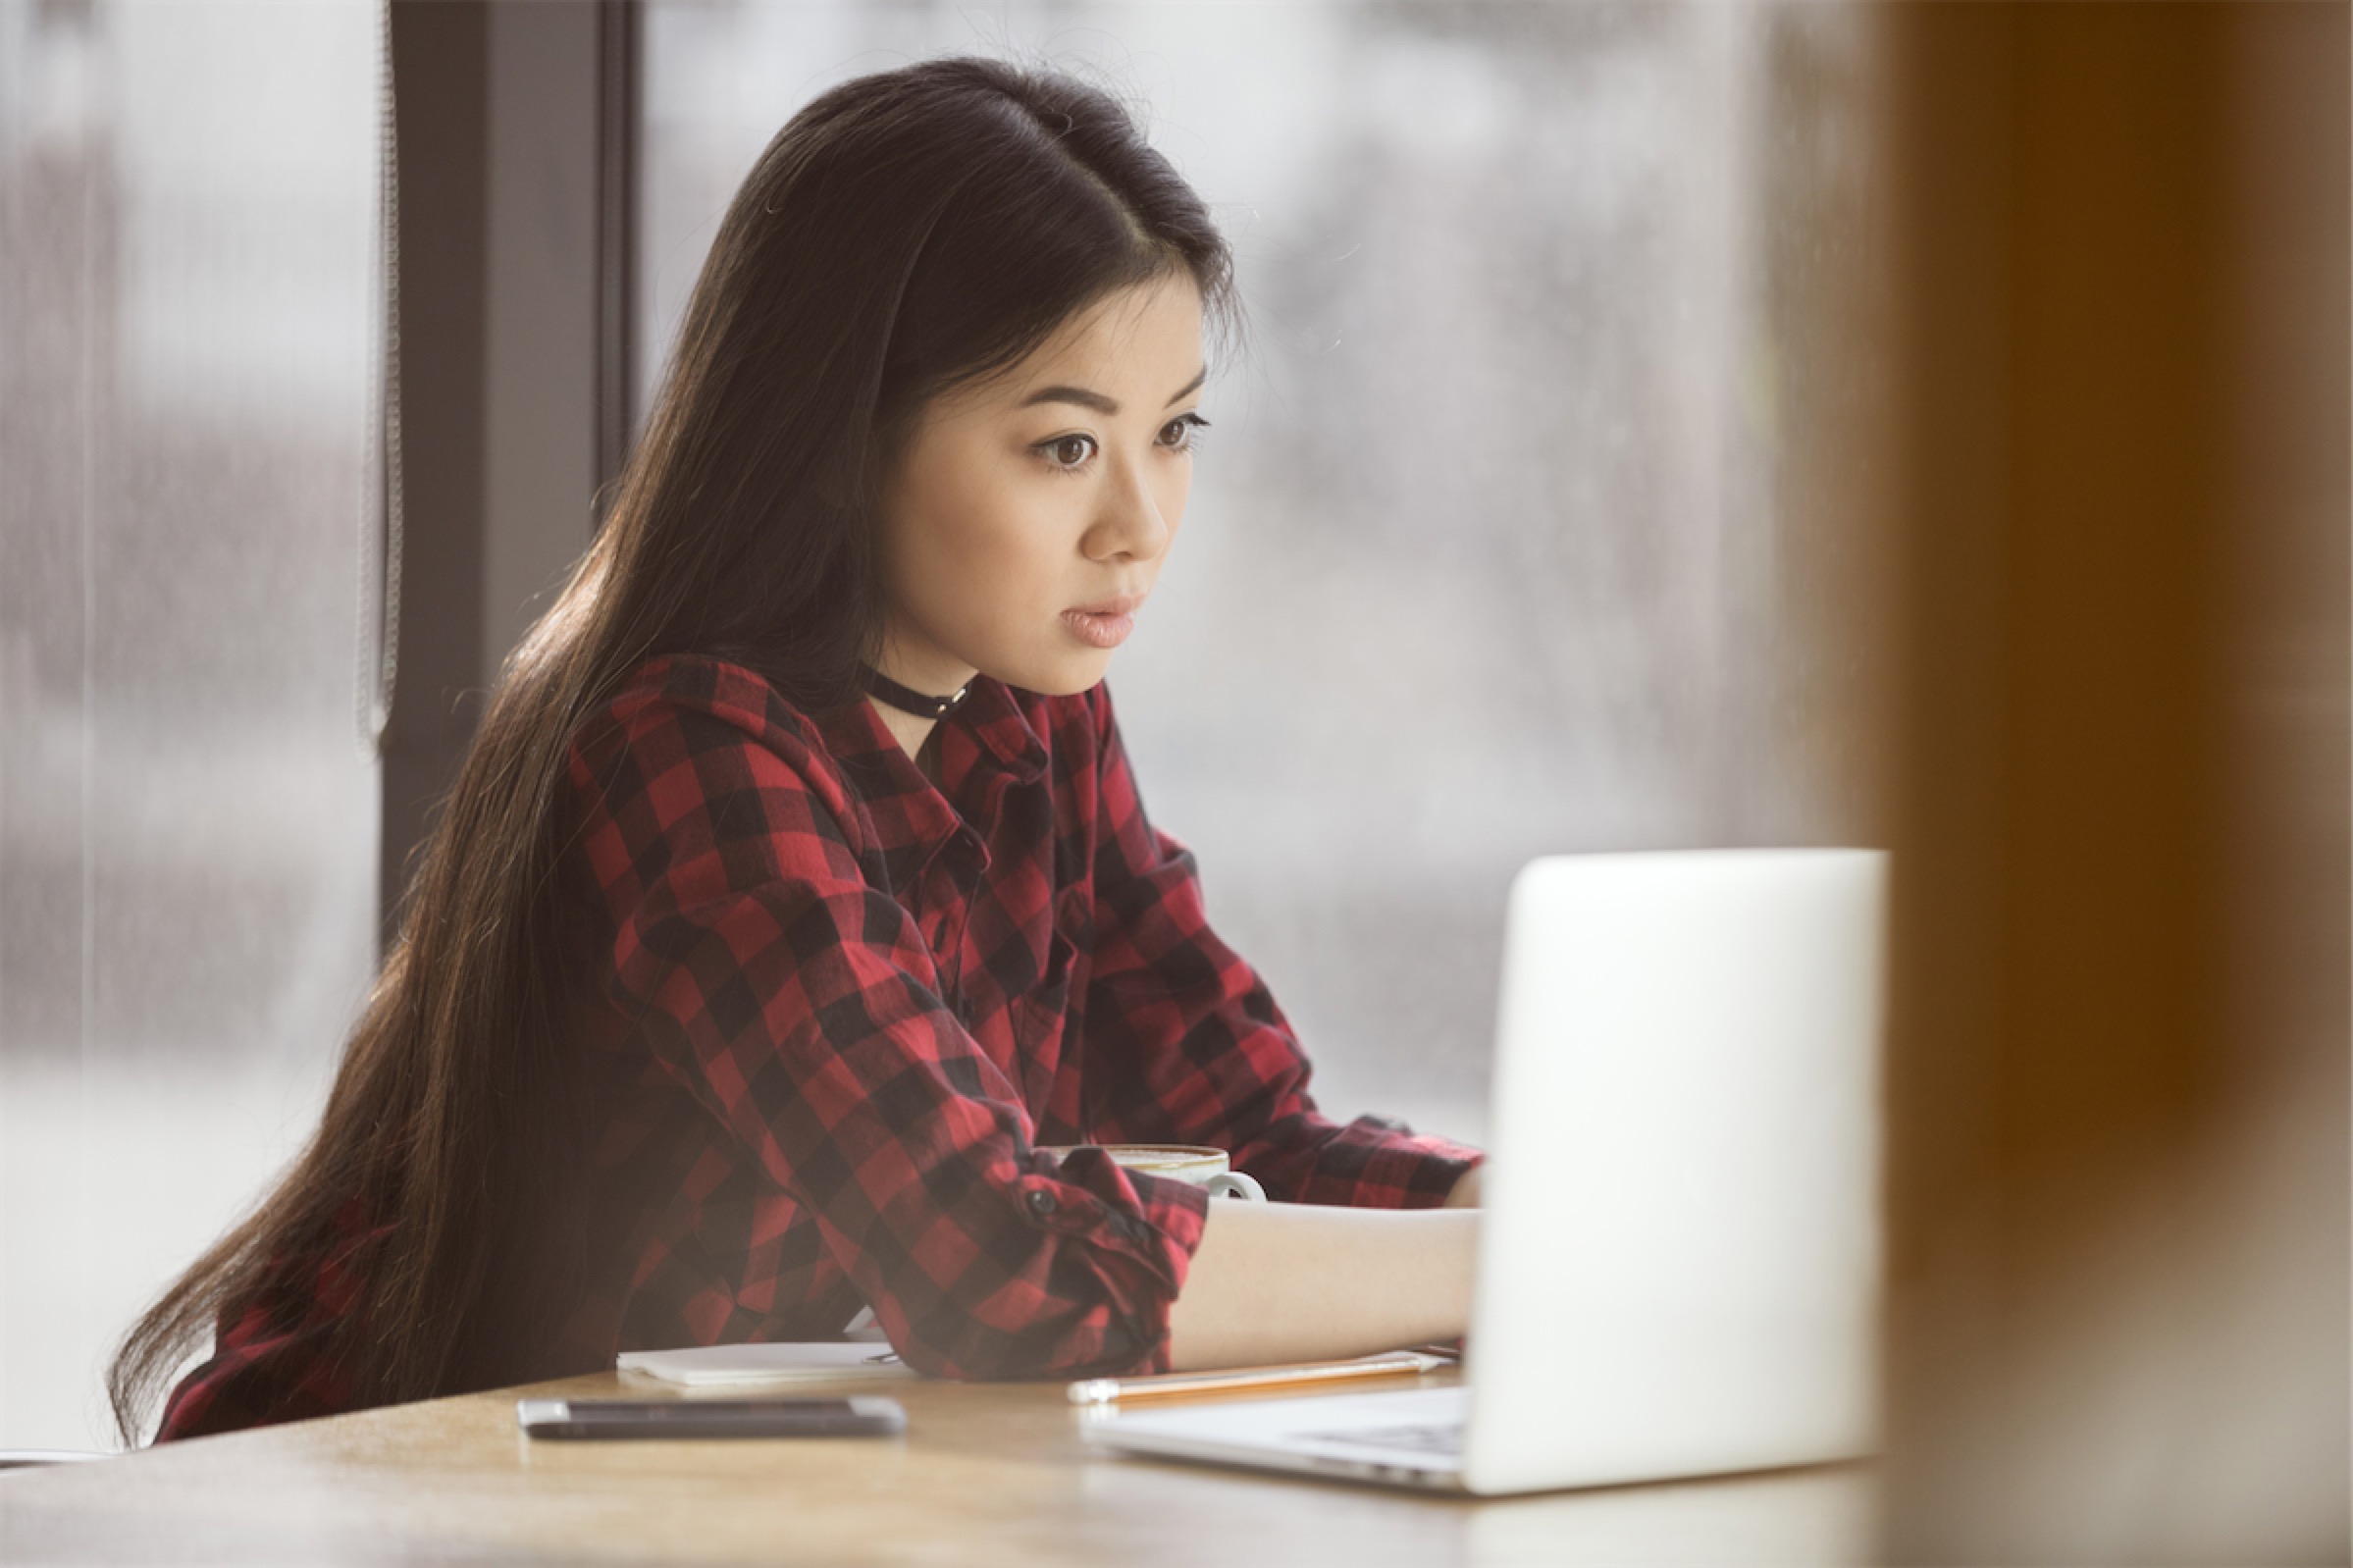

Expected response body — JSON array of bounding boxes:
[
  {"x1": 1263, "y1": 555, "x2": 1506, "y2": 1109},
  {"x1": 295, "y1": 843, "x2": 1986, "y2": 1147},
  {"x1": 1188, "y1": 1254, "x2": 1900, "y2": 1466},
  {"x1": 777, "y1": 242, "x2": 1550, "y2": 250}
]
[{"x1": 862, "y1": 664, "x2": 972, "y2": 720}]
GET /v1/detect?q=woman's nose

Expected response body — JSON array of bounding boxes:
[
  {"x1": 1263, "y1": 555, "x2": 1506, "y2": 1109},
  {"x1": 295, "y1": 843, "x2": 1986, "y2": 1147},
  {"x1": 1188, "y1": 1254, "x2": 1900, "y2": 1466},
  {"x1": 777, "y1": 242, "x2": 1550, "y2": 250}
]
[{"x1": 1088, "y1": 459, "x2": 1173, "y2": 562}]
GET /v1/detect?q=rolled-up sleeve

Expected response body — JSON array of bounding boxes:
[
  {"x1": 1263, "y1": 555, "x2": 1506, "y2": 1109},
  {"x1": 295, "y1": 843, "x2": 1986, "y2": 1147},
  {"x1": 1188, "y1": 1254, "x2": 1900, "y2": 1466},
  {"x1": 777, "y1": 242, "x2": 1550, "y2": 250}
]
[
  {"x1": 572, "y1": 678, "x2": 1209, "y2": 1379},
  {"x1": 1076, "y1": 684, "x2": 1485, "y2": 1208}
]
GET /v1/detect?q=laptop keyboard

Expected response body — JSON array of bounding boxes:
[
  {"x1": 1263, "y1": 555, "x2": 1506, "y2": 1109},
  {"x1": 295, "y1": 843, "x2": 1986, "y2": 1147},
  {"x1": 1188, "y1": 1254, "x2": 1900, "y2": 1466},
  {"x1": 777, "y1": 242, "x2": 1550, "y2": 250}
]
[{"x1": 1298, "y1": 1421, "x2": 1465, "y2": 1457}]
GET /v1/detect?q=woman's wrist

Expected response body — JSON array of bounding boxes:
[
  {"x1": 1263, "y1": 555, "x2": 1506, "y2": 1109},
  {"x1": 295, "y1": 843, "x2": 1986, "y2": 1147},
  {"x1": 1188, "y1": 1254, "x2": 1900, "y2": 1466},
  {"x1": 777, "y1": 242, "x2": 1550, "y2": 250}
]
[
  {"x1": 1441, "y1": 1162, "x2": 1485, "y2": 1209},
  {"x1": 1165, "y1": 1201, "x2": 1477, "y2": 1371}
]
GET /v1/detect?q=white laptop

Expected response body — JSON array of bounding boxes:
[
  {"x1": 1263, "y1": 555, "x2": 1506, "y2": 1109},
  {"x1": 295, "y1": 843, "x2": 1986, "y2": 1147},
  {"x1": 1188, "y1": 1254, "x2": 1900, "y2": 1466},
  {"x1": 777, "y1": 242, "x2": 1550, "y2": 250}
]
[{"x1": 1083, "y1": 849, "x2": 1887, "y2": 1495}]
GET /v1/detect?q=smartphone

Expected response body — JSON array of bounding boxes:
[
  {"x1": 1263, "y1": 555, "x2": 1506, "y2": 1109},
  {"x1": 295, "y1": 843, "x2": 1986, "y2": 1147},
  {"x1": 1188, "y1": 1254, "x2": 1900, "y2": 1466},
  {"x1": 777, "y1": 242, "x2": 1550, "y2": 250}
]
[{"x1": 516, "y1": 1395, "x2": 907, "y2": 1440}]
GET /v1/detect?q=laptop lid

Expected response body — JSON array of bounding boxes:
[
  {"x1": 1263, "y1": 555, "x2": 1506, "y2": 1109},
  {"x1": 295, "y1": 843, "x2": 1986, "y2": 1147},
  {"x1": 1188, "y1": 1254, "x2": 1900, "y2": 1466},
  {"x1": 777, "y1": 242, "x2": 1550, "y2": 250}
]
[{"x1": 1461, "y1": 849, "x2": 1886, "y2": 1494}]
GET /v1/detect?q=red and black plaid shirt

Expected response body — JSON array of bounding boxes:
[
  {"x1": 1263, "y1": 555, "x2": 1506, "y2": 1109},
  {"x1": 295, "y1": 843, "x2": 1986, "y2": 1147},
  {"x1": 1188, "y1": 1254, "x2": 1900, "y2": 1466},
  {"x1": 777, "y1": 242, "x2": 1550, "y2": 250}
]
[{"x1": 157, "y1": 654, "x2": 1478, "y2": 1438}]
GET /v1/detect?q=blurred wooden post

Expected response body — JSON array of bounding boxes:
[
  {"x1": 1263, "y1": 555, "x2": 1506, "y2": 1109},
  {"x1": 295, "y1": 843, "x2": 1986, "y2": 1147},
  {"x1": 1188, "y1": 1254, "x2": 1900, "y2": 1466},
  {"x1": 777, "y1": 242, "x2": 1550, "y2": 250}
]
[{"x1": 1879, "y1": 5, "x2": 2348, "y2": 1559}]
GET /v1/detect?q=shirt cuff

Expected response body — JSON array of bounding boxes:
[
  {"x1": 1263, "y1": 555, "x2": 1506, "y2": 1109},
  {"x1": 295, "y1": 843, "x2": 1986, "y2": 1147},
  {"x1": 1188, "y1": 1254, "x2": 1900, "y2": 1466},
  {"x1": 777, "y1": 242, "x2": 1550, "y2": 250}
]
[
  {"x1": 1019, "y1": 1146, "x2": 1212, "y2": 1374},
  {"x1": 1291, "y1": 1114, "x2": 1486, "y2": 1210}
]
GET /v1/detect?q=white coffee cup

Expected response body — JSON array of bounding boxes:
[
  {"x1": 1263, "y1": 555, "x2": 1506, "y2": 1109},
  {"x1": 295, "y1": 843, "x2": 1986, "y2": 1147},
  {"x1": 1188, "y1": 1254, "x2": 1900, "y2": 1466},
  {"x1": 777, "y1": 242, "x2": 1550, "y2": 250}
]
[{"x1": 1038, "y1": 1143, "x2": 1266, "y2": 1202}]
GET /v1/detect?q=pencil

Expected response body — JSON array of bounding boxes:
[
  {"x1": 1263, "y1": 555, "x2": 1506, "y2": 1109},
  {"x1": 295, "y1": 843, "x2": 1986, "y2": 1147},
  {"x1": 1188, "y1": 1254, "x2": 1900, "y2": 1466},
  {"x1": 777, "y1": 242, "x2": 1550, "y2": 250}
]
[{"x1": 1066, "y1": 1351, "x2": 1448, "y2": 1406}]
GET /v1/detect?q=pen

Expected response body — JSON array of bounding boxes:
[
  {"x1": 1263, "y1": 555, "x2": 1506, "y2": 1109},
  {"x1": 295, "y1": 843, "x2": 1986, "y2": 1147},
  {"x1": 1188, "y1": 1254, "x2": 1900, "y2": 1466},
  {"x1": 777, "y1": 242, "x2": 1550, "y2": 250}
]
[{"x1": 1067, "y1": 1351, "x2": 1447, "y2": 1407}]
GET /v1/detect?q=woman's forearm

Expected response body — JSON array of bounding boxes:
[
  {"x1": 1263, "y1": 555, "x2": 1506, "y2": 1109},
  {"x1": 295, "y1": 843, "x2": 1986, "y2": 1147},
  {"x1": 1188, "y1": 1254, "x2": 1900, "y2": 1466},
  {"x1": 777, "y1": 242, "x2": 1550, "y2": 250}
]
[{"x1": 1163, "y1": 1201, "x2": 1480, "y2": 1371}]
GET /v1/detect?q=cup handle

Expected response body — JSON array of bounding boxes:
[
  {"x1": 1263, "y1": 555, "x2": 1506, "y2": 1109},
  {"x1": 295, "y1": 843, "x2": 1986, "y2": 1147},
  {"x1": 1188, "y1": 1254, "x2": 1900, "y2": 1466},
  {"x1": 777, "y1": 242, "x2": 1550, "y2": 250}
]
[{"x1": 1204, "y1": 1171, "x2": 1266, "y2": 1203}]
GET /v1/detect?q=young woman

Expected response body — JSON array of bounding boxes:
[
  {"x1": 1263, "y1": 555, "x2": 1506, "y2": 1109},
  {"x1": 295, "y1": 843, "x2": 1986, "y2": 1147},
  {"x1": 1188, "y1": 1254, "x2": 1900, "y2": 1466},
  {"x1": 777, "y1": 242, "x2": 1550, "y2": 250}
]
[{"x1": 114, "y1": 56, "x2": 1483, "y2": 1443}]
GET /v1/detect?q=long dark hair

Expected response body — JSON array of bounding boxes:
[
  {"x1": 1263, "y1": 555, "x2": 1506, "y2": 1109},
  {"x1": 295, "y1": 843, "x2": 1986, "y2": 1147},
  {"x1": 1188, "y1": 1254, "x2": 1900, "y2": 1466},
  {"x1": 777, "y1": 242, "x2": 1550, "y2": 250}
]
[{"x1": 111, "y1": 55, "x2": 1239, "y2": 1440}]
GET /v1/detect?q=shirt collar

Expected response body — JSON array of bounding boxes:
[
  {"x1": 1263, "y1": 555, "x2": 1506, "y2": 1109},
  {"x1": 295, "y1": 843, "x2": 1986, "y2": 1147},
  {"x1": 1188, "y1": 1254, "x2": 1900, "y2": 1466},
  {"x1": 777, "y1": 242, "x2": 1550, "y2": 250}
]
[
  {"x1": 952, "y1": 675, "x2": 1051, "y2": 787},
  {"x1": 809, "y1": 674, "x2": 1053, "y2": 846}
]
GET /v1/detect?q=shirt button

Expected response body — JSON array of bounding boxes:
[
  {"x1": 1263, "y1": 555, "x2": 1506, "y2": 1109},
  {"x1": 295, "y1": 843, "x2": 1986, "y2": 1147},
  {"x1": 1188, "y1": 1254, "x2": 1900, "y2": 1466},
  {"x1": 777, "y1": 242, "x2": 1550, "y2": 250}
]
[{"x1": 1025, "y1": 1188, "x2": 1058, "y2": 1217}]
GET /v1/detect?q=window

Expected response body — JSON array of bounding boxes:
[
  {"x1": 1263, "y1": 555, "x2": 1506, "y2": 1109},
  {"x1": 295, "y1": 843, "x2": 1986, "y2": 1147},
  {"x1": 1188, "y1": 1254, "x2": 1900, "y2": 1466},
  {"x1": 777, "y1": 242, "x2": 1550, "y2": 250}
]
[
  {"x1": 0, "y1": 0, "x2": 382, "y2": 1450},
  {"x1": 638, "y1": 3, "x2": 1889, "y2": 1138}
]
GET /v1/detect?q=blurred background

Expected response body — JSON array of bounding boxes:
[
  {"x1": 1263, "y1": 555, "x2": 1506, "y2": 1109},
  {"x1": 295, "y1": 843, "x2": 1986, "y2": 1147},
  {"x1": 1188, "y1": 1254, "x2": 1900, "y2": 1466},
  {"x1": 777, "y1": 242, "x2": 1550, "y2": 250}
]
[
  {"x1": 0, "y1": 3, "x2": 2342, "y2": 1559},
  {"x1": 0, "y1": 0, "x2": 383, "y2": 1463}
]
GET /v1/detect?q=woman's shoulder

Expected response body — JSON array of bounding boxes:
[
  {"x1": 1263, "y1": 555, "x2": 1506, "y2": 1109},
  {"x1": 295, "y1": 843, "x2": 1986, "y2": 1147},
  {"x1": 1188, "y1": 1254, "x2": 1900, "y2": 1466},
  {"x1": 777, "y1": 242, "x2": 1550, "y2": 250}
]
[
  {"x1": 564, "y1": 653, "x2": 857, "y2": 810},
  {"x1": 593, "y1": 652, "x2": 824, "y2": 740}
]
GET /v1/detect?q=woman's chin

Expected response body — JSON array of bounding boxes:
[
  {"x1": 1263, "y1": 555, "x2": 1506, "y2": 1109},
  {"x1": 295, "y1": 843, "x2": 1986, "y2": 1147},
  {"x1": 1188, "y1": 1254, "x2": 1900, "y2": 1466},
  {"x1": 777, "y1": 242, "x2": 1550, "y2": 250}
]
[{"x1": 990, "y1": 648, "x2": 1115, "y2": 698}]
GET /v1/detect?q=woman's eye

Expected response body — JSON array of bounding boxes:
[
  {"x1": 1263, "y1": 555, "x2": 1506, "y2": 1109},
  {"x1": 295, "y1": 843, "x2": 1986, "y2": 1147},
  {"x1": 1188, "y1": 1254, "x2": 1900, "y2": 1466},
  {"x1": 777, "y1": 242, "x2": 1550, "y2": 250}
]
[
  {"x1": 1041, "y1": 434, "x2": 1096, "y2": 470},
  {"x1": 1160, "y1": 412, "x2": 1210, "y2": 452}
]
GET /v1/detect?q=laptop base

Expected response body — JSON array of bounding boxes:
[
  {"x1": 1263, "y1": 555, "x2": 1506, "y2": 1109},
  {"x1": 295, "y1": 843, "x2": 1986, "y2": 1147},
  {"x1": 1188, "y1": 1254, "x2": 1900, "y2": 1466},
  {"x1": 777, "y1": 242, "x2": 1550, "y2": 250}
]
[{"x1": 1083, "y1": 1386, "x2": 1471, "y2": 1493}]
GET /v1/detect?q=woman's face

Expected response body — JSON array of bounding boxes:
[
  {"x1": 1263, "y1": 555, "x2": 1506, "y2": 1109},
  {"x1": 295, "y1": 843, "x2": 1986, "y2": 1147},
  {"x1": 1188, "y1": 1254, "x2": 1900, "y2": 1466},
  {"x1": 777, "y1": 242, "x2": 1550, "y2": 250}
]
[{"x1": 874, "y1": 273, "x2": 1207, "y2": 699}]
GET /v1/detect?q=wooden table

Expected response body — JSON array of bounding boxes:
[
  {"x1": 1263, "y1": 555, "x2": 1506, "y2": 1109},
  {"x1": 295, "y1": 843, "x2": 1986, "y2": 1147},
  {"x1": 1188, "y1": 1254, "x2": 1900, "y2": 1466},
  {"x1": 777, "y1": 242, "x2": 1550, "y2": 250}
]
[{"x1": 0, "y1": 1366, "x2": 1872, "y2": 1564}]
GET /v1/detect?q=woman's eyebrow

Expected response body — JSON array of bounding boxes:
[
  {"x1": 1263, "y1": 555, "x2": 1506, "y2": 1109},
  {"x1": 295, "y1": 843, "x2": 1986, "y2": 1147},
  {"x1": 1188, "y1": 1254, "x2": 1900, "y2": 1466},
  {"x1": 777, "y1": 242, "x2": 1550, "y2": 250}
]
[{"x1": 1018, "y1": 366, "x2": 1208, "y2": 416}]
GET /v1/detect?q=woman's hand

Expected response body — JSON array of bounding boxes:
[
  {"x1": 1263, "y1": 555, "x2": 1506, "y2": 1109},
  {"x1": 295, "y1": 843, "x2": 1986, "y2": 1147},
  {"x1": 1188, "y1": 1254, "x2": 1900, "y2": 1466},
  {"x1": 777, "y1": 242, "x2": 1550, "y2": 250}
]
[{"x1": 1440, "y1": 1163, "x2": 1484, "y2": 1209}]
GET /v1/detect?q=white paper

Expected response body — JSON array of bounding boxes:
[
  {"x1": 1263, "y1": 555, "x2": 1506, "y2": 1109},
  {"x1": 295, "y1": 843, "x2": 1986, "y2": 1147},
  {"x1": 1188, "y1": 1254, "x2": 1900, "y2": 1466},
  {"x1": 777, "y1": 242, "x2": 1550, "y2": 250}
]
[{"x1": 615, "y1": 1341, "x2": 917, "y2": 1387}]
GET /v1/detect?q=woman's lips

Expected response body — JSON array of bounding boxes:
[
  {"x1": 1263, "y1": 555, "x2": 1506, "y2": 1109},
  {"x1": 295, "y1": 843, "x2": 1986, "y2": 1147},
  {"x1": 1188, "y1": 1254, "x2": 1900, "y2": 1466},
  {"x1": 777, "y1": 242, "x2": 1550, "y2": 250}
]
[
  {"x1": 1061, "y1": 607, "x2": 1134, "y2": 649},
  {"x1": 1064, "y1": 592, "x2": 1145, "y2": 650}
]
